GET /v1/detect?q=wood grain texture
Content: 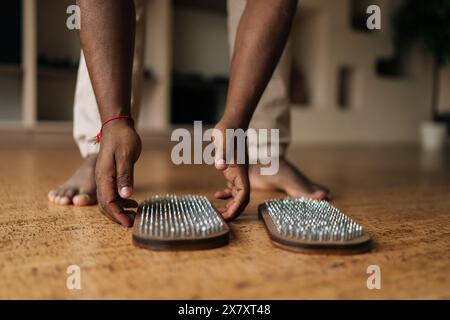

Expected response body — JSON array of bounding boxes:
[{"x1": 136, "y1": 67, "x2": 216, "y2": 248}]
[{"x1": 0, "y1": 145, "x2": 449, "y2": 299}]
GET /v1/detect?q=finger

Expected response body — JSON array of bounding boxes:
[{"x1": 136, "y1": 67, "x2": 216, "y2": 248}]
[
  {"x1": 215, "y1": 158, "x2": 228, "y2": 171},
  {"x1": 214, "y1": 189, "x2": 232, "y2": 200},
  {"x1": 217, "y1": 207, "x2": 227, "y2": 214},
  {"x1": 213, "y1": 129, "x2": 228, "y2": 171},
  {"x1": 95, "y1": 155, "x2": 131, "y2": 225},
  {"x1": 123, "y1": 210, "x2": 136, "y2": 224},
  {"x1": 221, "y1": 200, "x2": 241, "y2": 221},
  {"x1": 116, "y1": 198, "x2": 139, "y2": 208},
  {"x1": 100, "y1": 202, "x2": 133, "y2": 228},
  {"x1": 97, "y1": 186, "x2": 134, "y2": 227},
  {"x1": 222, "y1": 190, "x2": 249, "y2": 221},
  {"x1": 116, "y1": 155, "x2": 134, "y2": 199},
  {"x1": 96, "y1": 169, "x2": 117, "y2": 209}
]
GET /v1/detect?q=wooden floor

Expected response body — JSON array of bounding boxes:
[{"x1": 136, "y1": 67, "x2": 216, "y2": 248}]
[{"x1": 0, "y1": 144, "x2": 449, "y2": 299}]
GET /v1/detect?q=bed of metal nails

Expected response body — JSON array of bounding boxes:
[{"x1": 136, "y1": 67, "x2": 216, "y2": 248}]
[
  {"x1": 265, "y1": 198, "x2": 364, "y2": 241},
  {"x1": 138, "y1": 194, "x2": 227, "y2": 238},
  {"x1": 139, "y1": 195, "x2": 363, "y2": 241}
]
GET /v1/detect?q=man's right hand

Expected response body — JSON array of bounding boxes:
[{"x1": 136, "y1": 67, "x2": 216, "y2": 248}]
[{"x1": 95, "y1": 120, "x2": 142, "y2": 227}]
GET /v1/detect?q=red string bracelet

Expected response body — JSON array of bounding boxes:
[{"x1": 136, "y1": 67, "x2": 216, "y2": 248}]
[{"x1": 94, "y1": 115, "x2": 134, "y2": 144}]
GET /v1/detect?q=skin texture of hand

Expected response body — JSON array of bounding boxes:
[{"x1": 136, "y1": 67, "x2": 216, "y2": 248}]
[
  {"x1": 95, "y1": 120, "x2": 141, "y2": 227},
  {"x1": 214, "y1": 164, "x2": 250, "y2": 221},
  {"x1": 212, "y1": 0, "x2": 297, "y2": 220},
  {"x1": 77, "y1": 0, "x2": 296, "y2": 225},
  {"x1": 77, "y1": 0, "x2": 136, "y2": 226},
  {"x1": 213, "y1": 122, "x2": 250, "y2": 221}
]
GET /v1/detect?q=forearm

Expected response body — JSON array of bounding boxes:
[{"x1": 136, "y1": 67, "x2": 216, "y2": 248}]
[
  {"x1": 222, "y1": 0, "x2": 298, "y2": 128},
  {"x1": 77, "y1": 0, "x2": 135, "y2": 122}
]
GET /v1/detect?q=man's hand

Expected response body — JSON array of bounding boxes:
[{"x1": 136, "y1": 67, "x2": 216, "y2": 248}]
[
  {"x1": 95, "y1": 120, "x2": 141, "y2": 227},
  {"x1": 77, "y1": 0, "x2": 137, "y2": 227},
  {"x1": 214, "y1": 164, "x2": 250, "y2": 221},
  {"x1": 210, "y1": 0, "x2": 297, "y2": 221},
  {"x1": 213, "y1": 122, "x2": 250, "y2": 221}
]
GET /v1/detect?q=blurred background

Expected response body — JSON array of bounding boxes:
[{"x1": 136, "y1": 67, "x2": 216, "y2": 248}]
[{"x1": 1, "y1": 0, "x2": 449, "y2": 147}]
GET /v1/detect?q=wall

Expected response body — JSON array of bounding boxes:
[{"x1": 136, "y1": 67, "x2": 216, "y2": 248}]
[
  {"x1": 0, "y1": 67, "x2": 22, "y2": 121},
  {"x1": 2, "y1": 0, "x2": 447, "y2": 145},
  {"x1": 289, "y1": 0, "x2": 434, "y2": 144},
  {"x1": 438, "y1": 67, "x2": 450, "y2": 114},
  {"x1": 172, "y1": 6, "x2": 229, "y2": 77},
  {"x1": 139, "y1": 0, "x2": 172, "y2": 131},
  {"x1": 37, "y1": 0, "x2": 79, "y2": 121},
  {"x1": 37, "y1": 0, "x2": 79, "y2": 63}
]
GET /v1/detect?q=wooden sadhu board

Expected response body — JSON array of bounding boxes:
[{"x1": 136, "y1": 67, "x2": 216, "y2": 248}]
[
  {"x1": 258, "y1": 199, "x2": 371, "y2": 254},
  {"x1": 133, "y1": 194, "x2": 230, "y2": 251}
]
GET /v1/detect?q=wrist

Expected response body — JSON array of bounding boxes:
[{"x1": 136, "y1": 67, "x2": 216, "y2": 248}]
[
  {"x1": 95, "y1": 115, "x2": 135, "y2": 144},
  {"x1": 219, "y1": 112, "x2": 250, "y2": 131},
  {"x1": 102, "y1": 118, "x2": 135, "y2": 133},
  {"x1": 100, "y1": 107, "x2": 132, "y2": 123}
]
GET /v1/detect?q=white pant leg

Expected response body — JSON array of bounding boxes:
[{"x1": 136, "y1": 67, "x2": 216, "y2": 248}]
[
  {"x1": 227, "y1": 0, "x2": 292, "y2": 163},
  {"x1": 73, "y1": 0, "x2": 147, "y2": 158}
]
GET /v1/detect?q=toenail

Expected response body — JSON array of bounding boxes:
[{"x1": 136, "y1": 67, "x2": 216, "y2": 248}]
[
  {"x1": 73, "y1": 194, "x2": 92, "y2": 206},
  {"x1": 60, "y1": 197, "x2": 70, "y2": 205}
]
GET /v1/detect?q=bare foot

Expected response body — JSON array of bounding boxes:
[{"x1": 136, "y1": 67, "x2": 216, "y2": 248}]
[
  {"x1": 249, "y1": 157, "x2": 331, "y2": 200},
  {"x1": 48, "y1": 155, "x2": 97, "y2": 206}
]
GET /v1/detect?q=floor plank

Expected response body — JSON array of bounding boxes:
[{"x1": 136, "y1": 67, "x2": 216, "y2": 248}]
[{"x1": 0, "y1": 146, "x2": 449, "y2": 299}]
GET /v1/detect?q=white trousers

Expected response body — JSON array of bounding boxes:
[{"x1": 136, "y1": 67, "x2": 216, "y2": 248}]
[{"x1": 74, "y1": 0, "x2": 292, "y2": 161}]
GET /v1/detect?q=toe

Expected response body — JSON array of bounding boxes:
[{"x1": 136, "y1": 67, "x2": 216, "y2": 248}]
[
  {"x1": 73, "y1": 194, "x2": 96, "y2": 206},
  {"x1": 58, "y1": 189, "x2": 77, "y2": 205},
  {"x1": 49, "y1": 187, "x2": 80, "y2": 205},
  {"x1": 64, "y1": 188, "x2": 77, "y2": 198},
  {"x1": 57, "y1": 196, "x2": 71, "y2": 205},
  {"x1": 286, "y1": 187, "x2": 327, "y2": 200},
  {"x1": 48, "y1": 189, "x2": 57, "y2": 202},
  {"x1": 55, "y1": 194, "x2": 65, "y2": 204},
  {"x1": 55, "y1": 188, "x2": 67, "y2": 198},
  {"x1": 49, "y1": 187, "x2": 67, "y2": 204}
]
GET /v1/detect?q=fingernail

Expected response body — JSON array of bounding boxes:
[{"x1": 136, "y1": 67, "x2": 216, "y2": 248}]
[{"x1": 120, "y1": 186, "x2": 132, "y2": 198}]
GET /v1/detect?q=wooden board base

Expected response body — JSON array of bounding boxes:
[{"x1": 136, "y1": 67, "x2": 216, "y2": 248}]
[
  {"x1": 258, "y1": 204, "x2": 372, "y2": 254},
  {"x1": 133, "y1": 200, "x2": 230, "y2": 251}
]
